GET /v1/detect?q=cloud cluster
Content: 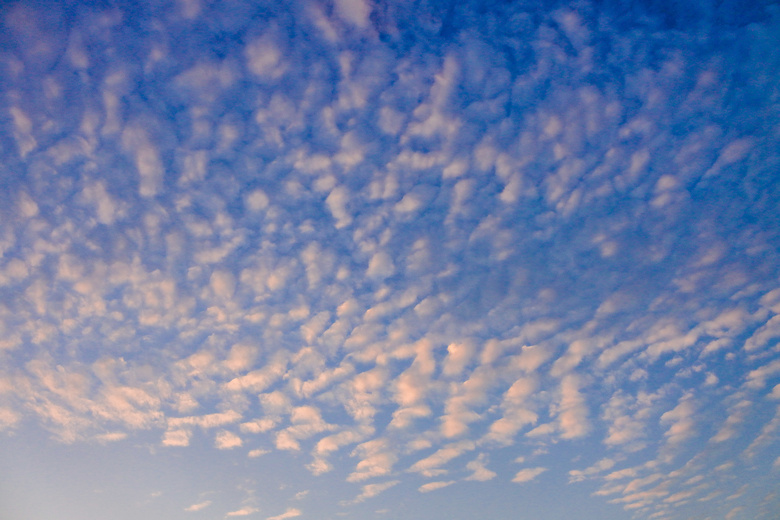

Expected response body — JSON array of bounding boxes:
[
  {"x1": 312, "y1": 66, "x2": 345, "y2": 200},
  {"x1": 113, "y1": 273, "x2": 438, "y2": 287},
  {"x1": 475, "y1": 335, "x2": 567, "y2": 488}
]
[{"x1": 1, "y1": 0, "x2": 779, "y2": 519}]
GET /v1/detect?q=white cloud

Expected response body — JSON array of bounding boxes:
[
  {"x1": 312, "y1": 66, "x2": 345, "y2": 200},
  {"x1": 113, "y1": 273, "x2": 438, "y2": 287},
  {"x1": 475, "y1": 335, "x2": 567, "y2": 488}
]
[
  {"x1": 351, "y1": 480, "x2": 400, "y2": 503},
  {"x1": 442, "y1": 340, "x2": 476, "y2": 377},
  {"x1": 241, "y1": 419, "x2": 276, "y2": 434},
  {"x1": 18, "y1": 191, "x2": 39, "y2": 218},
  {"x1": 82, "y1": 181, "x2": 118, "y2": 224},
  {"x1": 408, "y1": 440, "x2": 474, "y2": 477},
  {"x1": 334, "y1": 0, "x2": 371, "y2": 28},
  {"x1": 512, "y1": 467, "x2": 547, "y2": 483},
  {"x1": 215, "y1": 430, "x2": 242, "y2": 449},
  {"x1": 121, "y1": 123, "x2": 163, "y2": 197},
  {"x1": 660, "y1": 395, "x2": 696, "y2": 445},
  {"x1": 0, "y1": 407, "x2": 21, "y2": 430},
  {"x1": 266, "y1": 508, "x2": 301, "y2": 520},
  {"x1": 348, "y1": 438, "x2": 397, "y2": 482},
  {"x1": 225, "y1": 355, "x2": 288, "y2": 393},
  {"x1": 248, "y1": 449, "x2": 270, "y2": 458},
  {"x1": 185, "y1": 500, "x2": 212, "y2": 512},
  {"x1": 2, "y1": 4, "x2": 779, "y2": 519},
  {"x1": 162, "y1": 429, "x2": 191, "y2": 447},
  {"x1": 557, "y1": 375, "x2": 590, "y2": 439},
  {"x1": 227, "y1": 507, "x2": 259, "y2": 517},
  {"x1": 465, "y1": 454, "x2": 497, "y2": 481},
  {"x1": 418, "y1": 481, "x2": 455, "y2": 493},
  {"x1": 210, "y1": 270, "x2": 236, "y2": 300},
  {"x1": 366, "y1": 251, "x2": 394, "y2": 279},
  {"x1": 245, "y1": 36, "x2": 283, "y2": 78},
  {"x1": 326, "y1": 186, "x2": 352, "y2": 228},
  {"x1": 168, "y1": 410, "x2": 242, "y2": 430},
  {"x1": 569, "y1": 458, "x2": 615, "y2": 483}
]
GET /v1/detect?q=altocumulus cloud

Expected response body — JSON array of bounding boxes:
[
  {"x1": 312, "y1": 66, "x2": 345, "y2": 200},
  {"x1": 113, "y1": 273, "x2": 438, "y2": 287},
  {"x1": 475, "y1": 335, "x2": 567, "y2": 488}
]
[{"x1": 0, "y1": 0, "x2": 779, "y2": 519}]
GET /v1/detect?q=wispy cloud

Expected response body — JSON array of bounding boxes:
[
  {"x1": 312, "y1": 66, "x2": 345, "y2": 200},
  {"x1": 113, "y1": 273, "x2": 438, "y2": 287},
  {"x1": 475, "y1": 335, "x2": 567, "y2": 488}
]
[
  {"x1": 512, "y1": 467, "x2": 547, "y2": 483},
  {"x1": 185, "y1": 500, "x2": 212, "y2": 512},
  {"x1": 227, "y1": 507, "x2": 259, "y2": 517},
  {"x1": 418, "y1": 481, "x2": 456, "y2": 493},
  {"x1": 266, "y1": 508, "x2": 301, "y2": 520}
]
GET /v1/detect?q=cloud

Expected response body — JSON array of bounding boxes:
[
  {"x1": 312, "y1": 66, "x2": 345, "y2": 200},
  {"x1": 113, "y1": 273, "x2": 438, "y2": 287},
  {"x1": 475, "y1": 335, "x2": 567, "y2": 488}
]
[
  {"x1": 465, "y1": 454, "x2": 497, "y2": 481},
  {"x1": 569, "y1": 458, "x2": 616, "y2": 483},
  {"x1": 334, "y1": 0, "x2": 371, "y2": 28},
  {"x1": 248, "y1": 449, "x2": 270, "y2": 458},
  {"x1": 408, "y1": 441, "x2": 475, "y2": 477},
  {"x1": 168, "y1": 411, "x2": 243, "y2": 430},
  {"x1": 3, "y1": 2, "x2": 780, "y2": 519},
  {"x1": 245, "y1": 35, "x2": 283, "y2": 78},
  {"x1": 512, "y1": 467, "x2": 547, "y2": 483},
  {"x1": 215, "y1": 430, "x2": 242, "y2": 449},
  {"x1": 0, "y1": 407, "x2": 21, "y2": 430},
  {"x1": 350, "y1": 480, "x2": 400, "y2": 503},
  {"x1": 227, "y1": 507, "x2": 259, "y2": 517},
  {"x1": 557, "y1": 375, "x2": 590, "y2": 439},
  {"x1": 185, "y1": 500, "x2": 212, "y2": 512},
  {"x1": 366, "y1": 251, "x2": 394, "y2": 280},
  {"x1": 266, "y1": 508, "x2": 301, "y2": 520},
  {"x1": 660, "y1": 395, "x2": 697, "y2": 445},
  {"x1": 82, "y1": 181, "x2": 119, "y2": 224},
  {"x1": 162, "y1": 430, "x2": 191, "y2": 447},
  {"x1": 347, "y1": 438, "x2": 397, "y2": 482},
  {"x1": 418, "y1": 481, "x2": 455, "y2": 493},
  {"x1": 326, "y1": 186, "x2": 352, "y2": 228},
  {"x1": 121, "y1": 122, "x2": 163, "y2": 197}
]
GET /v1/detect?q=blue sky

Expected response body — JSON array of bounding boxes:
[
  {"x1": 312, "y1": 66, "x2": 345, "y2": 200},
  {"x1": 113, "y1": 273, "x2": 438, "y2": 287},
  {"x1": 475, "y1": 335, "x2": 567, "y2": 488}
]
[{"x1": 1, "y1": 0, "x2": 780, "y2": 519}]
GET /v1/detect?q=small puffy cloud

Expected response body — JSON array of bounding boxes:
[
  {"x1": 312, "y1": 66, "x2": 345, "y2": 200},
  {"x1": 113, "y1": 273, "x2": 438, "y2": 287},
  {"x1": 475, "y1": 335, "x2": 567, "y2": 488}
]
[
  {"x1": 512, "y1": 467, "x2": 547, "y2": 483},
  {"x1": 326, "y1": 186, "x2": 352, "y2": 228},
  {"x1": 224, "y1": 344, "x2": 258, "y2": 373},
  {"x1": 94, "y1": 432, "x2": 128, "y2": 443},
  {"x1": 0, "y1": 407, "x2": 21, "y2": 430},
  {"x1": 408, "y1": 440, "x2": 474, "y2": 477},
  {"x1": 660, "y1": 395, "x2": 696, "y2": 445},
  {"x1": 168, "y1": 410, "x2": 242, "y2": 430},
  {"x1": 568, "y1": 458, "x2": 615, "y2": 483},
  {"x1": 275, "y1": 430, "x2": 301, "y2": 451},
  {"x1": 351, "y1": 480, "x2": 400, "y2": 503},
  {"x1": 215, "y1": 430, "x2": 242, "y2": 449},
  {"x1": 185, "y1": 500, "x2": 212, "y2": 512},
  {"x1": 241, "y1": 419, "x2": 276, "y2": 434},
  {"x1": 18, "y1": 191, "x2": 39, "y2": 218},
  {"x1": 121, "y1": 123, "x2": 163, "y2": 197},
  {"x1": 418, "y1": 481, "x2": 455, "y2": 493},
  {"x1": 442, "y1": 341, "x2": 476, "y2": 377},
  {"x1": 245, "y1": 35, "x2": 283, "y2": 78},
  {"x1": 210, "y1": 270, "x2": 236, "y2": 300},
  {"x1": 334, "y1": 0, "x2": 371, "y2": 28},
  {"x1": 82, "y1": 181, "x2": 118, "y2": 224},
  {"x1": 558, "y1": 375, "x2": 590, "y2": 439},
  {"x1": 465, "y1": 454, "x2": 497, "y2": 481},
  {"x1": 266, "y1": 508, "x2": 301, "y2": 520},
  {"x1": 306, "y1": 457, "x2": 332, "y2": 475},
  {"x1": 162, "y1": 429, "x2": 191, "y2": 447},
  {"x1": 366, "y1": 251, "x2": 394, "y2": 280},
  {"x1": 394, "y1": 192, "x2": 423, "y2": 214},
  {"x1": 389, "y1": 405, "x2": 431, "y2": 430},
  {"x1": 227, "y1": 507, "x2": 259, "y2": 517},
  {"x1": 348, "y1": 438, "x2": 397, "y2": 482},
  {"x1": 248, "y1": 449, "x2": 270, "y2": 458},
  {"x1": 245, "y1": 189, "x2": 269, "y2": 211}
]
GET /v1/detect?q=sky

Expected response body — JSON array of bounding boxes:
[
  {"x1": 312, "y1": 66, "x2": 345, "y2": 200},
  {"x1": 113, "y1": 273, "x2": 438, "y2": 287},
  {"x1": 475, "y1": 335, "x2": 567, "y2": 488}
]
[{"x1": 1, "y1": 0, "x2": 779, "y2": 519}]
